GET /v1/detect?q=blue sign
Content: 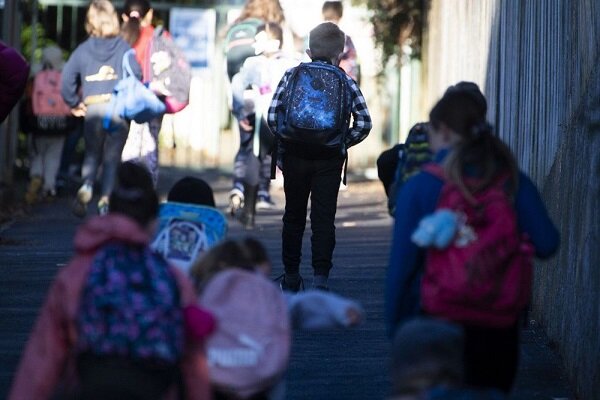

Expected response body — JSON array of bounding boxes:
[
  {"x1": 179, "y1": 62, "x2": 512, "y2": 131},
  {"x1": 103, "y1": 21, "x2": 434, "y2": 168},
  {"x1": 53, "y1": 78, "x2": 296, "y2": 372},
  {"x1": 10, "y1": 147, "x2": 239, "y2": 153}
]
[{"x1": 170, "y1": 8, "x2": 216, "y2": 71}]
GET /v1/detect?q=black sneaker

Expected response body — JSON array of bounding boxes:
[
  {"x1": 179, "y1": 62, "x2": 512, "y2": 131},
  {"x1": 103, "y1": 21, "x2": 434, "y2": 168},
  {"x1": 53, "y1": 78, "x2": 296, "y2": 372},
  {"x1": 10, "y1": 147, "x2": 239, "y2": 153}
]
[{"x1": 277, "y1": 274, "x2": 304, "y2": 293}]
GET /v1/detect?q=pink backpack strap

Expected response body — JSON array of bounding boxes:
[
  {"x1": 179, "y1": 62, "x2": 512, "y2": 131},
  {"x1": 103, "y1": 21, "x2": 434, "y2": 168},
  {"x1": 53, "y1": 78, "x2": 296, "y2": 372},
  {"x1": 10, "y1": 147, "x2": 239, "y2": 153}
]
[
  {"x1": 143, "y1": 38, "x2": 153, "y2": 83},
  {"x1": 422, "y1": 163, "x2": 446, "y2": 181}
]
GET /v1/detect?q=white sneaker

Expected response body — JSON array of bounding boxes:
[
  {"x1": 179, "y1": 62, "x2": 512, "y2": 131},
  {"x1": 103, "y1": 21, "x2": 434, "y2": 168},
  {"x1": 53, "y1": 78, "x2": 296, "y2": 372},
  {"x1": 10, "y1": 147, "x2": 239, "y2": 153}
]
[
  {"x1": 256, "y1": 194, "x2": 276, "y2": 210},
  {"x1": 77, "y1": 183, "x2": 93, "y2": 204},
  {"x1": 72, "y1": 183, "x2": 93, "y2": 218}
]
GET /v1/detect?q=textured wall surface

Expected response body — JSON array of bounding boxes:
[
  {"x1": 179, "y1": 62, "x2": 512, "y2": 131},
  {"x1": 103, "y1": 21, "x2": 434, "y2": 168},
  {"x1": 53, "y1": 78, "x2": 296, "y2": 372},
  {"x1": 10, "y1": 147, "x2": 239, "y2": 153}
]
[{"x1": 422, "y1": 1, "x2": 600, "y2": 398}]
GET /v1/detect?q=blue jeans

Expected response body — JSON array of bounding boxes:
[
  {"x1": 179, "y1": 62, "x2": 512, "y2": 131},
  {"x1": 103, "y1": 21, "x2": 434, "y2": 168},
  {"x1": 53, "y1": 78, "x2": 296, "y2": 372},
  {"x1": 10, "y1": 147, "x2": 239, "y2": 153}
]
[{"x1": 233, "y1": 114, "x2": 273, "y2": 194}]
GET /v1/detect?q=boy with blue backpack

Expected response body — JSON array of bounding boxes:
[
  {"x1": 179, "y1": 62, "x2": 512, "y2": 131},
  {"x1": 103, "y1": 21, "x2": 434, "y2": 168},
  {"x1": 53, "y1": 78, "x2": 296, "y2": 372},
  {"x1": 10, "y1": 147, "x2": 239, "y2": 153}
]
[{"x1": 267, "y1": 22, "x2": 372, "y2": 292}]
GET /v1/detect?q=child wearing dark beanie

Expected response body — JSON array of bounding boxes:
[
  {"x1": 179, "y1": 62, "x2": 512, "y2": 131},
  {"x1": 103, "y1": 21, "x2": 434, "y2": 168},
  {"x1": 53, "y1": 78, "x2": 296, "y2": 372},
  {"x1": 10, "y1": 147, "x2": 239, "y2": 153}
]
[{"x1": 167, "y1": 176, "x2": 216, "y2": 207}]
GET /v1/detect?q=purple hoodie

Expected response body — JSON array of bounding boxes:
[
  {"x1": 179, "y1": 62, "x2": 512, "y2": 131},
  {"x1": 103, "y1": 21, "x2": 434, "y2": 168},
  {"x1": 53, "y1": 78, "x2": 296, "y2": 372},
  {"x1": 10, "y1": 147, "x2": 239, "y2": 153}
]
[{"x1": 0, "y1": 41, "x2": 29, "y2": 122}]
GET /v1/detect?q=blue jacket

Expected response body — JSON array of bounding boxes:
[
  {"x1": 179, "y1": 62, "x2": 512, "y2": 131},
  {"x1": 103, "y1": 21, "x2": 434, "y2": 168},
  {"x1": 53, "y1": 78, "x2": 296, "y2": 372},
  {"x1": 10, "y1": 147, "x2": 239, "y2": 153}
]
[
  {"x1": 385, "y1": 149, "x2": 560, "y2": 337},
  {"x1": 61, "y1": 37, "x2": 141, "y2": 108}
]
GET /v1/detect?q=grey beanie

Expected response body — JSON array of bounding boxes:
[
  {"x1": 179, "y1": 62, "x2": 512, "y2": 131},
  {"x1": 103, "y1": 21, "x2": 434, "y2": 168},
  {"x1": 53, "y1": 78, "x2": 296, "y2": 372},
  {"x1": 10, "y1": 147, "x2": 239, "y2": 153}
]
[{"x1": 41, "y1": 45, "x2": 64, "y2": 70}]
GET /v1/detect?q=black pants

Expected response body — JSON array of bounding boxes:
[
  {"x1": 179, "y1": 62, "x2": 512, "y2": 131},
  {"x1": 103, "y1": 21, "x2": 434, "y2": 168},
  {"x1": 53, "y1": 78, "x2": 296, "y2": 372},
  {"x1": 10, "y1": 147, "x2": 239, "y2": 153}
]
[
  {"x1": 463, "y1": 322, "x2": 520, "y2": 393},
  {"x1": 281, "y1": 153, "x2": 345, "y2": 277},
  {"x1": 60, "y1": 355, "x2": 178, "y2": 400}
]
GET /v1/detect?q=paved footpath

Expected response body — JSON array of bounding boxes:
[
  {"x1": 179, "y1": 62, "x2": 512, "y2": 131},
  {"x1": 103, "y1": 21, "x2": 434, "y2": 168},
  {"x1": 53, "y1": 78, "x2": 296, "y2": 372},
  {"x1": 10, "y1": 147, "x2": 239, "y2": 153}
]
[{"x1": 0, "y1": 167, "x2": 574, "y2": 399}]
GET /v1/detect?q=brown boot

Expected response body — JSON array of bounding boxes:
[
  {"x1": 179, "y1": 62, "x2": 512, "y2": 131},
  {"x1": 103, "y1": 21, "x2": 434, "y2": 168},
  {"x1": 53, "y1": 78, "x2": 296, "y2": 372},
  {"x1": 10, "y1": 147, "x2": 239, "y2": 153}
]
[
  {"x1": 239, "y1": 183, "x2": 257, "y2": 229},
  {"x1": 25, "y1": 176, "x2": 42, "y2": 205}
]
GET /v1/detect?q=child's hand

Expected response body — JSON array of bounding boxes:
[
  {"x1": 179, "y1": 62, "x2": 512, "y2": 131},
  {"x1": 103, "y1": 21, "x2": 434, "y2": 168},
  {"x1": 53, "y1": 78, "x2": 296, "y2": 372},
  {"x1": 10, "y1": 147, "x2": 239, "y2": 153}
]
[
  {"x1": 71, "y1": 103, "x2": 87, "y2": 117},
  {"x1": 345, "y1": 307, "x2": 363, "y2": 327},
  {"x1": 149, "y1": 80, "x2": 173, "y2": 97},
  {"x1": 239, "y1": 118, "x2": 253, "y2": 131}
]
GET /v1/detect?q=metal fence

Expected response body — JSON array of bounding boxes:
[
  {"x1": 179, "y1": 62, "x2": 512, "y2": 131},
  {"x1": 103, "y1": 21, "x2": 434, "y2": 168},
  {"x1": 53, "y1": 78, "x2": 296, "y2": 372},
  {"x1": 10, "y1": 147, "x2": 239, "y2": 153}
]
[{"x1": 422, "y1": 1, "x2": 600, "y2": 398}]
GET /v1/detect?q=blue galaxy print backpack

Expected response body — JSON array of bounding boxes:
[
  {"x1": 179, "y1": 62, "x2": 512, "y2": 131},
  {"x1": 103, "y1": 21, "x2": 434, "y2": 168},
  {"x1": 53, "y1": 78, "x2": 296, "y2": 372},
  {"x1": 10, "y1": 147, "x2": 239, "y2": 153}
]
[{"x1": 279, "y1": 62, "x2": 351, "y2": 151}]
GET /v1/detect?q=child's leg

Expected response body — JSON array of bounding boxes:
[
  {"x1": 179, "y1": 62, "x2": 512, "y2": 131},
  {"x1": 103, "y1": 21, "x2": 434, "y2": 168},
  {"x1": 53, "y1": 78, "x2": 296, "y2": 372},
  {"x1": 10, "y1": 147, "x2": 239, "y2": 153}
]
[
  {"x1": 258, "y1": 117, "x2": 275, "y2": 205},
  {"x1": 281, "y1": 154, "x2": 312, "y2": 286},
  {"x1": 72, "y1": 107, "x2": 105, "y2": 216},
  {"x1": 258, "y1": 153, "x2": 273, "y2": 207},
  {"x1": 145, "y1": 116, "x2": 163, "y2": 186},
  {"x1": 28, "y1": 135, "x2": 43, "y2": 179},
  {"x1": 42, "y1": 136, "x2": 65, "y2": 193},
  {"x1": 309, "y1": 157, "x2": 345, "y2": 285},
  {"x1": 25, "y1": 135, "x2": 43, "y2": 204},
  {"x1": 232, "y1": 115, "x2": 255, "y2": 193},
  {"x1": 81, "y1": 105, "x2": 107, "y2": 188},
  {"x1": 100, "y1": 119, "x2": 129, "y2": 199},
  {"x1": 57, "y1": 121, "x2": 82, "y2": 183}
]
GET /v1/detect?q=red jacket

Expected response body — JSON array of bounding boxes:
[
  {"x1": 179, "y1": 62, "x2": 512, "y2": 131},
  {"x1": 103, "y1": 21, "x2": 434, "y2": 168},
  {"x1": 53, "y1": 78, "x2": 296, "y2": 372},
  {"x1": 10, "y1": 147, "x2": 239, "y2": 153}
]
[
  {"x1": 0, "y1": 41, "x2": 29, "y2": 123},
  {"x1": 9, "y1": 214, "x2": 213, "y2": 400}
]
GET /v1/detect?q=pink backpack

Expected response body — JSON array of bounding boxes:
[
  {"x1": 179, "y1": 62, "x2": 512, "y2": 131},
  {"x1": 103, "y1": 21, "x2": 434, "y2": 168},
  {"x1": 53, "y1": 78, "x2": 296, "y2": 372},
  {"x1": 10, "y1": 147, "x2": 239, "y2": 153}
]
[
  {"x1": 32, "y1": 69, "x2": 71, "y2": 117},
  {"x1": 421, "y1": 164, "x2": 534, "y2": 328},
  {"x1": 199, "y1": 269, "x2": 291, "y2": 398}
]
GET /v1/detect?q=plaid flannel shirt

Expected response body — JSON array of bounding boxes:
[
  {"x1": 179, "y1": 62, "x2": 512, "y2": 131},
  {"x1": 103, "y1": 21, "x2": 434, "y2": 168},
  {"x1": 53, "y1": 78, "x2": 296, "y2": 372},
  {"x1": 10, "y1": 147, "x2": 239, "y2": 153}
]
[{"x1": 267, "y1": 63, "x2": 372, "y2": 149}]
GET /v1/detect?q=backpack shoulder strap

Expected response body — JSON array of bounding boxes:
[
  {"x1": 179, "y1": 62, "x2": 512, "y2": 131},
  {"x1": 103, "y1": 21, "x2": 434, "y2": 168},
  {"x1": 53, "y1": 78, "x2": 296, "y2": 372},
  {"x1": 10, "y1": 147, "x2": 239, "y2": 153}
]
[
  {"x1": 154, "y1": 25, "x2": 165, "y2": 38},
  {"x1": 422, "y1": 163, "x2": 446, "y2": 181},
  {"x1": 122, "y1": 49, "x2": 135, "y2": 78}
]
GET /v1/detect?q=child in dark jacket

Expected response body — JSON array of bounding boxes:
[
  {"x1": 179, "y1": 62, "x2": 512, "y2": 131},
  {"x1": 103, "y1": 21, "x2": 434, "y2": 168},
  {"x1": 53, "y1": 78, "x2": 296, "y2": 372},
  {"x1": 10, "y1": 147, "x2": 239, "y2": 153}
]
[
  {"x1": 385, "y1": 82, "x2": 559, "y2": 393},
  {"x1": 267, "y1": 22, "x2": 372, "y2": 292},
  {"x1": 61, "y1": 0, "x2": 142, "y2": 217}
]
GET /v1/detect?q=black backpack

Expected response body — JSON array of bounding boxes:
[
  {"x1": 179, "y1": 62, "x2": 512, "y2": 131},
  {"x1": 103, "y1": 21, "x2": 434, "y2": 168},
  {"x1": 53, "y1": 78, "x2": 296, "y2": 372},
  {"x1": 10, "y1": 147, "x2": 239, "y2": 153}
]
[
  {"x1": 388, "y1": 123, "x2": 432, "y2": 216},
  {"x1": 277, "y1": 62, "x2": 351, "y2": 152}
]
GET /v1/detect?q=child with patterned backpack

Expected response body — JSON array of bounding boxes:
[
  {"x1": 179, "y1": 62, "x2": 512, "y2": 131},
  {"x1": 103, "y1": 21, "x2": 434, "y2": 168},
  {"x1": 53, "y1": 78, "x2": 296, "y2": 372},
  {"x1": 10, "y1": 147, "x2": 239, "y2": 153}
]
[
  {"x1": 386, "y1": 82, "x2": 560, "y2": 393},
  {"x1": 9, "y1": 162, "x2": 214, "y2": 400}
]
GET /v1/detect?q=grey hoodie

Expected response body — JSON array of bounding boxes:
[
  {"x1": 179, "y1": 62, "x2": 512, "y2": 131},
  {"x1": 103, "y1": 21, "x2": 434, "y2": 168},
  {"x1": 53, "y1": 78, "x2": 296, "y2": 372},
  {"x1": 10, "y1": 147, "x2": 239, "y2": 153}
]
[{"x1": 61, "y1": 36, "x2": 142, "y2": 107}]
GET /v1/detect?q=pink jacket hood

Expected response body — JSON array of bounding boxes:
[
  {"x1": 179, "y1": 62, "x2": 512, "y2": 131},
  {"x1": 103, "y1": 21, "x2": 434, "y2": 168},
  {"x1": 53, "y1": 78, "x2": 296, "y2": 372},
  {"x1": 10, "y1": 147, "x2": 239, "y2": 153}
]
[
  {"x1": 74, "y1": 214, "x2": 150, "y2": 254},
  {"x1": 9, "y1": 214, "x2": 213, "y2": 400}
]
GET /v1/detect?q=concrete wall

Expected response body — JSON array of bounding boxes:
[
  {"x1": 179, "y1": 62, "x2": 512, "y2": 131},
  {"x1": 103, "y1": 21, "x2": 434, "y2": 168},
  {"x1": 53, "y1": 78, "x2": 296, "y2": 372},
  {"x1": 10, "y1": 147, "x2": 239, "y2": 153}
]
[{"x1": 422, "y1": 1, "x2": 600, "y2": 398}]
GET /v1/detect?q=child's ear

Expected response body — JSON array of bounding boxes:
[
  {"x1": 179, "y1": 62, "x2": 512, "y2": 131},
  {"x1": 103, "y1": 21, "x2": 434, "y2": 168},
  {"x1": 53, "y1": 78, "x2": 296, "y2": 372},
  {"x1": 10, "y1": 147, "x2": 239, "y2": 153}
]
[
  {"x1": 122, "y1": 13, "x2": 129, "y2": 22},
  {"x1": 305, "y1": 49, "x2": 312, "y2": 59}
]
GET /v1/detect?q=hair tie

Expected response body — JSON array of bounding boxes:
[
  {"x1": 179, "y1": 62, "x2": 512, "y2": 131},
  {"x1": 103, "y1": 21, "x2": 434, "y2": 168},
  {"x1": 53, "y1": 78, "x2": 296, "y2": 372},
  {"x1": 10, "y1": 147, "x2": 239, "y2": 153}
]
[
  {"x1": 129, "y1": 10, "x2": 141, "y2": 19},
  {"x1": 113, "y1": 187, "x2": 144, "y2": 201}
]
